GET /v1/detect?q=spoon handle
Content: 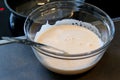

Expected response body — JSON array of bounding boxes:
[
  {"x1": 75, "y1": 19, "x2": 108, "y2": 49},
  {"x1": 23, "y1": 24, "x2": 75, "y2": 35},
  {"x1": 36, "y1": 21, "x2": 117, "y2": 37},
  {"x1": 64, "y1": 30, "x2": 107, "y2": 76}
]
[
  {"x1": 0, "y1": 39, "x2": 15, "y2": 45},
  {"x1": 0, "y1": 36, "x2": 68, "y2": 55},
  {"x1": 0, "y1": 36, "x2": 26, "y2": 45}
]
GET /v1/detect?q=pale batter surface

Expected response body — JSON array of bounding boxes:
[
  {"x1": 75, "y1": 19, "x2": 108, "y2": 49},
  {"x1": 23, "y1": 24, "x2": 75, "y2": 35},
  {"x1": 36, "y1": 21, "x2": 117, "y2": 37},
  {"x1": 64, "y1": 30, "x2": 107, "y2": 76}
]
[{"x1": 35, "y1": 25, "x2": 102, "y2": 54}]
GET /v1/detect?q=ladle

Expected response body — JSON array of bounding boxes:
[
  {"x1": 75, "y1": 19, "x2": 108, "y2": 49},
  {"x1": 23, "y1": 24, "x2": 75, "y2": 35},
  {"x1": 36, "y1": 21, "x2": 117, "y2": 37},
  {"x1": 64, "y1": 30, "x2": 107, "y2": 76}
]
[{"x1": 0, "y1": 36, "x2": 68, "y2": 55}]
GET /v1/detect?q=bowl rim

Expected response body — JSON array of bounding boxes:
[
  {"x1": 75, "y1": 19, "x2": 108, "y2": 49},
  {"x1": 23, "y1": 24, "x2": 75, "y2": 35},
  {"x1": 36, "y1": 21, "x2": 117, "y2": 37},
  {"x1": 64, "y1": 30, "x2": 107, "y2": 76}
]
[{"x1": 24, "y1": 1, "x2": 115, "y2": 60}]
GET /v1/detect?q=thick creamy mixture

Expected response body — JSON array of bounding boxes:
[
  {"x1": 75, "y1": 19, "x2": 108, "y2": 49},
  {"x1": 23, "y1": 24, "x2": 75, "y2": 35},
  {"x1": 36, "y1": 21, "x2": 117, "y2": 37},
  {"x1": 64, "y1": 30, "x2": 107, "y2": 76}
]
[
  {"x1": 35, "y1": 25, "x2": 102, "y2": 54},
  {"x1": 34, "y1": 20, "x2": 103, "y2": 74}
]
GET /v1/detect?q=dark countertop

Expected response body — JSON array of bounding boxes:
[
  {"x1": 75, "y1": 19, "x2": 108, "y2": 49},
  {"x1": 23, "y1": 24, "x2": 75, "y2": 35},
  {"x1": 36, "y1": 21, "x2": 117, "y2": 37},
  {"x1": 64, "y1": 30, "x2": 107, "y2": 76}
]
[{"x1": 0, "y1": 21, "x2": 120, "y2": 80}]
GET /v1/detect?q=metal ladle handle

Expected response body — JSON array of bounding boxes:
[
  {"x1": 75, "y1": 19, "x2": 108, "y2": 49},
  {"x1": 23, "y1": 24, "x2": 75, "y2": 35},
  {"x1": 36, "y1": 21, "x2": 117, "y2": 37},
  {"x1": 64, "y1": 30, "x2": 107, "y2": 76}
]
[{"x1": 0, "y1": 36, "x2": 68, "y2": 55}]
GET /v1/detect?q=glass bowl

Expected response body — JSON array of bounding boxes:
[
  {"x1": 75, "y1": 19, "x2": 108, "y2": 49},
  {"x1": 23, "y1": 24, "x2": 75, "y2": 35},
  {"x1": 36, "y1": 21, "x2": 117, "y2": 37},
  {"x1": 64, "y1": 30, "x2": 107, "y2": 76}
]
[{"x1": 24, "y1": 1, "x2": 115, "y2": 75}]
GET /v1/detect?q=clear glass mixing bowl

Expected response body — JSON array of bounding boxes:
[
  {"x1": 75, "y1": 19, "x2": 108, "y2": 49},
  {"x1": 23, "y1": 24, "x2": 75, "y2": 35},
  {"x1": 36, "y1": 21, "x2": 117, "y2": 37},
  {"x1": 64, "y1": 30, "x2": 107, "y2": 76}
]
[{"x1": 24, "y1": 1, "x2": 115, "y2": 75}]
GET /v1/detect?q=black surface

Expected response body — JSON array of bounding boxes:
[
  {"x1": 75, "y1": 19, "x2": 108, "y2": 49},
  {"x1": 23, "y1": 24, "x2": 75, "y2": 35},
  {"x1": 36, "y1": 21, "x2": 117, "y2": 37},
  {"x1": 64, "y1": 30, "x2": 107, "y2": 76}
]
[
  {"x1": 86, "y1": 0, "x2": 120, "y2": 18},
  {"x1": 0, "y1": 0, "x2": 12, "y2": 37}
]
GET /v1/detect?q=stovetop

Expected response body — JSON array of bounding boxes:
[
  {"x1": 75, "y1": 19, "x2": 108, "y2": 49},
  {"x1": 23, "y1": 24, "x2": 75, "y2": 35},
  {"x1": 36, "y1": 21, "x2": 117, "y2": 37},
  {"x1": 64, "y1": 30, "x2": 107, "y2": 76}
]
[
  {"x1": 0, "y1": 0, "x2": 12, "y2": 37},
  {"x1": 86, "y1": 0, "x2": 120, "y2": 18},
  {"x1": 0, "y1": 0, "x2": 120, "y2": 37}
]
